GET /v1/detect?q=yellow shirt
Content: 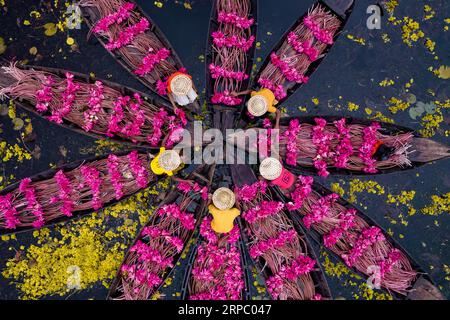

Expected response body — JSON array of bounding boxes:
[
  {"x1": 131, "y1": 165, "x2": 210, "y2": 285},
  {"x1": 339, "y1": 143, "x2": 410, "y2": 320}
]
[
  {"x1": 208, "y1": 204, "x2": 240, "y2": 234},
  {"x1": 251, "y1": 88, "x2": 278, "y2": 113},
  {"x1": 150, "y1": 147, "x2": 175, "y2": 176}
]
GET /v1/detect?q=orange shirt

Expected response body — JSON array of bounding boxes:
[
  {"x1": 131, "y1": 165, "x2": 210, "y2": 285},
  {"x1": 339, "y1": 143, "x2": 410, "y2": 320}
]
[
  {"x1": 208, "y1": 204, "x2": 240, "y2": 234},
  {"x1": 251, "y1": 88, "x2": 278, "y2": 113}
]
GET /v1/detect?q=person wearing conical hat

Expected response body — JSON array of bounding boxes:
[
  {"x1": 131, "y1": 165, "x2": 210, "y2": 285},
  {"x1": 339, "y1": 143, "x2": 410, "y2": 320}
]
[
  {"x1": 231, "y1": 88, "x2": 281, "y2": 121},
  {"x1": 208, "y1": 187, "x2": 240, "y2": 234},
  {"x1": 166, "y1": 71, "x2": 198, "y2": 107},
  {"x1": 150, "y1": 147, "x2": 182, "y2": 176},
  {"x1": 259, "y1": 157, "x2": 296, "y2": 191}
]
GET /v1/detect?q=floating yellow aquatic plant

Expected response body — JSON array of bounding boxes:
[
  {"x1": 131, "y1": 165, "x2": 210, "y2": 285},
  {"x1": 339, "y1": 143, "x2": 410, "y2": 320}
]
[
  {"x1": 1, "y1": 179, "x2": 169, "y2": 299},
  {"x1": 421, "y1": 193, "x2": 450, "y2": 216}
]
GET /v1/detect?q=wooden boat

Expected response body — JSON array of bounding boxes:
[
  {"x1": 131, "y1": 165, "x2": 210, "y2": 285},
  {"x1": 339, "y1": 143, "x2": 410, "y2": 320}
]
[
  {"x1": 107, "y1": 164, "x2": 215, "y2": 300},
  {"x1": 0, "y1": 64, "x2": 194, "y2": 150},
  {"x1": 270, "y1": 179, "x2": 444, "y2": 300},
  {"x1": 180, "y1": 235, "x2": 252, "y2": 300},
  {"x1": 236, "y1": 0, "x2": 354, "y2": 125},
  {"x1": 250, "y1": 0, "x2": 354, "y2": 105},
  {"x1": 280, "y1": 116, "x2": 450, "y2": 176},
  {"x1": 230, "y1": 116, "x2": 450, "y2": 176},
  {"x1": 179, "y1": 165, "x2": 251, "y2": 300},
  {"x1": 80, "y1": 0, "x2": 201, "y2": 113},
  {"x1": 0, "y1": 150, "x2": 161, "y2": 235},
  {"x1": 230, "y1": 164, "x2": 332, "y2": 300},
  {"x1": 205, "y1": 0, "x2": 258, "y2": 112}
]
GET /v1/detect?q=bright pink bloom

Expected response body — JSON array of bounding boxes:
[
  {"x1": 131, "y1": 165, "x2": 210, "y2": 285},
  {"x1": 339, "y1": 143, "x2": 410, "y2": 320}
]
[
  {"x1": 342, "y1": 226, "x2": 385, "y2": 267},
  {"x1": 107, "y1": 95, "x2": 128, "y2": 137},
  {"x1": 359, "y1": 122, "x2": 381, "y2": 173},
  {"x1": 285, "y1": 175, "x2": 314, "y2": 211},
  {"x1": 164, "y1": 117, "x2": 184, "y2": 149},
  {"x1": 130, "y1": 240, "x2": 173, "y2": 268},
  {"x1": 303, "y1": 193, "x2": 339, "y2": 229},
  {"x1": 120, "y1": 94, "x2": 145, "y2": 141},
  {"x1": 121, "y1": 264, "x2": 162, "y2": 288},
  {"x1": 270, "y1": 52, "x2": 309, "y2": 84},
  {"x1": 190, "y1": 244, "x2": 244, "y2": 300},
  {"x1": 147, "y1": 108, "x2": 168, "y2": 146},
  {"x1": 80, "y1": 165, "x2": 103, "y2": 210},
  {"x1": 0, "y1": 194, "x2": 20, "y2": 229},
  {"x1": 217, "y1": 11, "x2": 254, "y2": 29},
  {"x1": 249, "y1": 229, "x2": 296, "y2": 258},
  {"x1": 175, "y1": 108, "x2": 187, "y2": 126},
  {"x1": 287, "y1": 32, "x2": 319, "y2": 61},
  {"x1": 35, "y1": 75, "x2": 54, "y2": 112},
  {"x1": 242, "y1": 201, "x2": 284, "y2": 223},
  {"x1": 135, "y1": 48, "x2": 171, "y2": 76},
  {"x1": 303, "y1": 15, "x2": 334, "y2": 45},
  {"x1": 311, "y1": 117, "x2": 336, "y2": 177},
  {"x1": 280, "y1": 255, "x2": 316, "y2": 280},
  {"x1": 83, "y1": 81, "x2": 104, "y2": 132},
  {"x1": 93, "y1": 2, "x2": 135, "y2": 33},
  {"x1": 53, "y1": 170, "x2": 74, "y2": 217},
  {"x1": 48, "y1": 73, "x2": 80, "y2": 123},
  {"x1": 200, "y1": 217, "x2": 218, "y2": 244},
  {"x1": 379, "y1": 249, "x2": 402, "y2": 278},
  {"x1": 141, "y1": 226, "x2": 184, "y2": 253},
  {"x1": 332, "y1": 118, "x2": 353, "y2": 168},
  {"x1": 157, "y1": 203, "x2": 196, "y2": 230},
  {"x1": 266, "y1": 274, "x2": 284, "y2": 299},
  {"x1": 177, "y1": 181, "x2": 191, "y2": 193},
  {"x1": 257, "y1": 77, "x2": 287, "y2": 101},
  {"x1": 107, "y1": 154, "x2": 124, "y2": 200},
  {"x1": 283, "y1": 119, "x2": 301, "y2": 166},
  {"x1": 211, "y1": 91, "x2": 242, "y2": 106},
  {"x1": 19, "y1": 178, "x2": 45, "y2": 228},
  {"x1": 105, "y1": 18, "x2": 150, "y2": 50},
  {"x1": 234, "y1": 180, "x2": 267, "y2": 202},
  {"x1": 156, "y1": 79, "x2": 168, "y2": 95},
  {"x1": 266, "y1": 254, "x2": 316, "y2": 298},
  {"x1": 323, "y1": 208, "x2": 357, "y2": 247},
  {"x1": 211, "y1": 31, "x2": 255, "y2": 51},
  {"x1": 127, "y1": 150, "x2": 148, "y2": 188},
  {"x1": 209, "y1": 64, "x2": 249, "y2": 81}
]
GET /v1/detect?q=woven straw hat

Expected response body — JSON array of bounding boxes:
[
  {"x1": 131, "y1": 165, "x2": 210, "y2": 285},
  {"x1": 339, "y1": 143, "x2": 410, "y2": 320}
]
[
  {"x1": 158, "y1": 150, "x2": 181, "y2": 171},
  {"x1": 212, "y1": 187, "x2": 236, "y2": 210},
  {"x1": 170, "y1": 74, "x2": 193, "y2": 96},
  {"x1": 259, "y1": 157, "x2": 282, "y2": 181},
  {"x1": 247, "y1": 95, "x2": 269, "y2": 117}
]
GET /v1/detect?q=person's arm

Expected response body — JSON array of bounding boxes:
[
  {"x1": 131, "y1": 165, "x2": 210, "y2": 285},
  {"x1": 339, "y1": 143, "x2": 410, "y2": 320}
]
[
  {"x1": 168, "y1": 94, "x2": 179, "y2": 112},
  {"x1": 274, "y1": 109, "x2": 281, "y2": 130},
  {"x1": 171, "y1": 176, "x2": 193, "y2": 184},
  {"x1": 230, "y1": 89, "x2": 252, "y2": 97}
]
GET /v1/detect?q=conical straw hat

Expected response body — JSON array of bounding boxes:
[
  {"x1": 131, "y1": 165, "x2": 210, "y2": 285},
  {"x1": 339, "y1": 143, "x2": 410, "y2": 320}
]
[
  {"x1": 170, "y1": 74, "x2": 192, "y2": 96},
  {"x1": 259, "y1": 157, "x2": 282, "y2": 181},
  {"x1": 212, "y1": 187, "x2": 236, "y2": 210},
  {"x1": 247, "y1": 95, "x2": 268, "y2": 117},
  {"x1": 158, "y1": 150, "x2": 181, "y2": 171}
]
